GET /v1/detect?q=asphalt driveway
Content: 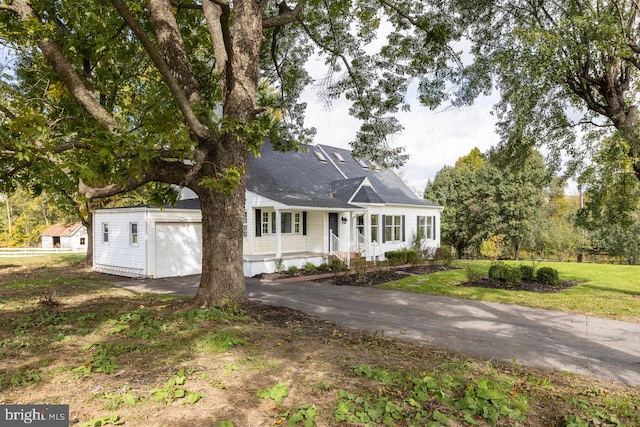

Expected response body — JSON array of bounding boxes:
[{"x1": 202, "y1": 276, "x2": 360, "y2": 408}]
[{"x1": 114, "y1": 275, "x2": 640, "y2": 386}]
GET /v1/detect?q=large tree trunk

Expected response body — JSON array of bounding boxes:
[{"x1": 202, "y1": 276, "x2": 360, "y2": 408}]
[
  {"x1": 194, "y1": 187, "x2": 246, "y2": 307},
  {"x1": 190, "y1": 0, "x2": 263, "y2": 307},
  {"x1": 84, "y1": 213, "x2": 93, "y2": 267},
  {"x1": 192, "y1": 139, "x2": 250, "y2": 307}
]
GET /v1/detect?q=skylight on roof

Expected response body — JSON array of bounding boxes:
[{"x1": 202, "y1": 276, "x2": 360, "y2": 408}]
[
  {"x1": 333, "y1": 152, "x2": 346, "y2": 163},
  {"x1": 314, "y1": 150, "x2": 327, "y2": 163},
  {"x1": 357, "y1": 158, "x2": 370, "y2": 169}
]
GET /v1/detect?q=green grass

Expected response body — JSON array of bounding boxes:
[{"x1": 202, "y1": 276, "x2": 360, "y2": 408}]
[
  {"x1": 379, "y1": 260, "x2": 640, "y2": 322},
  {"x1": 1, "y1": 255, "x2": 639, "y2": 426}
]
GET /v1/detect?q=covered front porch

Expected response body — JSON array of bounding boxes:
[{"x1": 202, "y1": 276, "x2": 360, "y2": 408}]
[{"x1": 242, "y1": 206, "x2": 368, "y2": 275}]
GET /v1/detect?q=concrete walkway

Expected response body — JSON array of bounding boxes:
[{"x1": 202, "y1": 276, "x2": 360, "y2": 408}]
[{"x1": 114, "y1": 275, "x2": 640, "y2": 386}]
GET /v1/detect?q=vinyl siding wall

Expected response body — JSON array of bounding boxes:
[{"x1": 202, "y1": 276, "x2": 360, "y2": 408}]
[
  {"x1": 363, "y1": 205, "x2": 441, "y2": 255},
  {"x1": 93, "y1": 209, "x2": 148, "y2": 277}
]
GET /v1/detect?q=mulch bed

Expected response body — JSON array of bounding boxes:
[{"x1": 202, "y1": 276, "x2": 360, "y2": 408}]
[
  {"x1": 459, "y1": 278, "x2": 579, "y2": 293},
  {"x1": 262, "y1": 264, "x2": 579, "y2": 293},
  {"x1": 314, "y1": 265, "x2": 455, "y2": 287},
  {"x1": 312, "y1": 265, "x2": 579, "y2": 293}
]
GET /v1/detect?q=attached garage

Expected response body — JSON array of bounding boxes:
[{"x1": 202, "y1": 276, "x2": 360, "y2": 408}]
[
  {"x1": 92, "y1": 203, "x2": 203, "y2": 278},
  {"x1": 154, "y1": 222, "x2": 202, "y2": 278}
]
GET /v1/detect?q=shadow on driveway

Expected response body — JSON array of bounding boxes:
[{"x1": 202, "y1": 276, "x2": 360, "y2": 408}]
[{"x1": 113, "y1": 275, "x2": 640, "y2": 386}]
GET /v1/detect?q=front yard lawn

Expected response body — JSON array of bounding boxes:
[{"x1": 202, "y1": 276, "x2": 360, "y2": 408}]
[
  {"x1": 1, "y1": 255, "x2": 639, "y2": 426},
  {"x1": 378, "y1": 260, "x2": 640, "y2": 322}
]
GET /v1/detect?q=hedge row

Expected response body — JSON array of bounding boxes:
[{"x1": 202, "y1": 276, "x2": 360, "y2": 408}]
[
  {"x1": 488, "y1": 262, "x2": 560, "y2": 286},
  {"x1": 384, "y1": 249, "x2": 419, "y2": 265}
]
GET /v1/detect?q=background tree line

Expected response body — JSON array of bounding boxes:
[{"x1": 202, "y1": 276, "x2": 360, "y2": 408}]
[
  {"x1": 424, "y1": 146, "x2": 640, "y2": 265},
  {"x1": 0, "y1": 185, "x2": 177, "y2": 249}
]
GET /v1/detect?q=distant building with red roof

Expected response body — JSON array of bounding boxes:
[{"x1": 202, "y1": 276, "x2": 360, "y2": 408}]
[{"x1": 41, "y1": 222, "x2": 87, "y2": 252}]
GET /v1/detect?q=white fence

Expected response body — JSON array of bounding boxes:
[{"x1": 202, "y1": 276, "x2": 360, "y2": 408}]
[{"x1": 0, "y1": 247, "x2": 86, "y2": 257}]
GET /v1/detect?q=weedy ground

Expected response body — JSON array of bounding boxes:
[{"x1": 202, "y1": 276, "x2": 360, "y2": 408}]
[{"x1": 0, "y1": 255, "x2": 638, "y2": 426}]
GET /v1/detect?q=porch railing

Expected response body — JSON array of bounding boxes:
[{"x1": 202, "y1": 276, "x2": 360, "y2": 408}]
[
  {"x1": 330, "y1": 232, "x2": 350, "y2": 267},
  {"x1": 356, "y1": 232, "x2": 383, "y2": 260}
]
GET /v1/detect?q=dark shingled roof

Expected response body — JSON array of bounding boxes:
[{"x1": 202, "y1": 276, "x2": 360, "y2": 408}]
[
  {"x1": 352, "y1": 186, "x2": 385, "y2": 204},
  {"x1": 244, "y1": 142, "x2": 439, "y2": 208},
  {"x1": 161, "y1": 141, "x2": 440, "y2": 211}
]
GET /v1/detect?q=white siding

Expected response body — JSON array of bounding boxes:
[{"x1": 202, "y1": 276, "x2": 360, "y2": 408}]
[
  {"x1": 41, "y1": 236, "x2": 54, "y2": 249},
  {"x1": 93, "y1": 191, "x2": 442, "y2": 277},
  {"x1": 69, "y1": 228, "x2": 88, "y2": 251},
  {"x1": 304, "y1": 211, "x2": 324, "y2": 253},
  {"x1": 93, "y1": 210, "x2": 148, "y2": 277},
  {"x1": 363, "y1": 205, "x2": 442, "y2": 256}
]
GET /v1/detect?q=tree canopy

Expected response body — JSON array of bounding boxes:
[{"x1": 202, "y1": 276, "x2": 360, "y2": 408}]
[
  {"x1": 424, "y1": 148, "x2": 548, "y2": 259},
  {"x1": 458, "y1": 0, "x2": 640, "y2": 181},
  {"x1": 0, "y1": 1, "x2": 471, "y2": 305}
]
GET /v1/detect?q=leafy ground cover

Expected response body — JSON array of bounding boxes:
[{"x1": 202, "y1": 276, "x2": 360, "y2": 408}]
[
  {"x1": 377, "y1": 260, "x2": 640, "y2": 323},
  {"x1": 1, "y1": 255, "x2": 639, "y2": 426}
]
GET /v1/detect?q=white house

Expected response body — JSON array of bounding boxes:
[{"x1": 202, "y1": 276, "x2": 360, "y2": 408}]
[
  {"x1": 41, "y1": 222, "x2": 88, "y2": 252},
  {"x1": 92, "y1": 142, "x2": 442, "y2": 278}
]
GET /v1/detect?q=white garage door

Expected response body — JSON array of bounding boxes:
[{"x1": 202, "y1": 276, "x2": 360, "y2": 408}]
[{"x1": 154, "y1": 223, "x2": 202, "y2": 278}]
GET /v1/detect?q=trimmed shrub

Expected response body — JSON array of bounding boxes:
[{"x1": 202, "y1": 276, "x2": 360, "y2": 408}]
[
  {"x1": 385, "y1": 249, "x2": 418, "y2": 265},
  {"x1": 519, "y1": 265, "x2": 535, "y2": 281},
  {"x1": 384, "y1": 250, "x2": 405, "y2": 265},
  {"x1": 317, "y1": 263, "x2": 330, "y2": 272},
  {"x1": 287, "y1": 266, "x2": 299, "y2": 275},
  {"x1": 536, "y1": 267, "x2": 560, "y2": 286},
  {"x1": 488, "y1": 262, "x2": 522, "y2": 284},
  {"x1": 303, "y1": 262, "x2": 316, "y2": 274},
  {"x1": 329, "y1": 258, "x2": 346, "y2": 272},
  {"x1": 502, "y1": 266, "x2": 523, "y2": 284},
  {"x1": 406, "y1": 250, "x2": 419, "y2": 265},
  {"x1": 465, "y1": 266, "x2": 484, "y2": 282},
  {"x1": 488, "y1": 262, "x2": 507, "y2": 280}
]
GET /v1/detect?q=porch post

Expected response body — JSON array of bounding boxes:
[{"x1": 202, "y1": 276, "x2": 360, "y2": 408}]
[{"x1": 275, "y1": 209, "x2": 282, "y2": 258}]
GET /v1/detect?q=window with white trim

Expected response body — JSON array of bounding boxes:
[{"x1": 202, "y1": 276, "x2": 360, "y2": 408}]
[
  {"x1": 385, "y1": 215, "x2": 402, "y2": 242},
  {"x1": 356, "y1": 215, "x2": 365, "y2": 236},
  {"x1": 130, "y1": 223, "x2": 138, "y2": 245},
  {"x1": 294, "y1": 213, "x2": 301, "y2": 234},
  {"x1": 370, "y1": 215, "x2": 379, "y2": 242},
  {"x1": 243, "y1": 211, "x2": 248, "y2": 237},
  {"x1": 262, "y1": 211, "x2": 270, "y2": 235},
  {"x1": 102, "y1": 223, "x2": 109, "y2": 243},
  {"x1": 260, "y1": 211, "x2": 301, "y2": 234},
  {"x1": 418, "y1": 215, "x2": 436, "y2": 240}
]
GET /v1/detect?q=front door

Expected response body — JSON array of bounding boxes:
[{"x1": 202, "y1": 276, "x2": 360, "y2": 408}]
[{"x1": 328, "y1": 213, "x2": 339, "y2": 251}]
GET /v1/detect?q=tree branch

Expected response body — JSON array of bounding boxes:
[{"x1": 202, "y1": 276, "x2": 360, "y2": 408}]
[
  {"x1": 0, "y1": 103, "x2": 17, "y2": 120},
  {"x1": 147, "y1": 0, "x2": 202, "y2": 104},
  {"x1": 296, "y1": 3, "x2": 375, "y2": 121},
  {"x1": 201, "y1": 0, "x2": 231, "y2": 102},
  {"x1": 109, "y1": 0, "x2": 210, "y2": 139},
  {"x1": 7, "y1": 1, "x2": 119, "y2": 134},
  {"x1": 262, "y1": 1, "x2": 306, "y2": 29},
  {"x1": 78, "y1": 159, "x2": 190, "y2": 198}
]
